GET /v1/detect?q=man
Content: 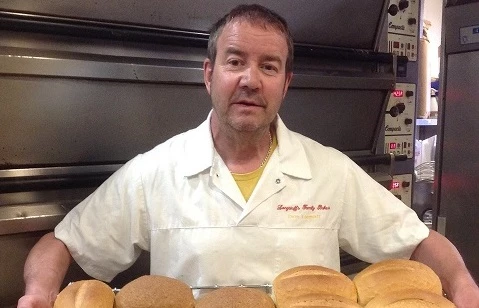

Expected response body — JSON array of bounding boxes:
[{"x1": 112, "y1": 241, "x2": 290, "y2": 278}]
[{"x1": 18, "y1": 4, "x2": 479, "y2": 308}]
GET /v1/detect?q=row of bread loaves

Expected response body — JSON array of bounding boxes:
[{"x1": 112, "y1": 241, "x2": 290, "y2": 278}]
[
  {"x1": 53, "y1": 259, "x2": 456, "y2": 307},
  {"x1": 272, "y1": 260, "x2": 456, "y2": 307},
  {"x1": 53, "y1": 275, "x2": 273, "y2": 308}
]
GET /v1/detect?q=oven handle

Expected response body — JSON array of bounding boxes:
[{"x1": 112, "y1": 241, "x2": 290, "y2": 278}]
[
  {"x1": 0, "y1": 164, "x2": 122, "y2": 193},
  {"x1": 0, "y1": 203, "x2": 70, "y2": 235},
  {"x1": 350, "y1": 153, "x2": 407, "y2": 166}
]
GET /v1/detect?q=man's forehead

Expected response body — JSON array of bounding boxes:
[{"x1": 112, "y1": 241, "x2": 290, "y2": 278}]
[
  {"x1": 218, "y1": 20, "x2": 288, "y2": 49},
  {"x1": 223, "y1": 18, "x2": 283, "y2": 36}
]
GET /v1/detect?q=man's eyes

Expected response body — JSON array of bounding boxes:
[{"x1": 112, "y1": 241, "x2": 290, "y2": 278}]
[
  {"x1": 261, "y1": 64, "x2": 279, "y2": 74},
  {"x1": 227, "y1": 59, "x2": 243, "y2": 67},
  {"x1": 225, "y1": 59, "x2": 279, "y2": 75}
]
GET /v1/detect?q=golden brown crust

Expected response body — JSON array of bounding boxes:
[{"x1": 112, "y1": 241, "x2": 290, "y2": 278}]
[
  {"x1": 353, "y1": 259, "x2": 443, "y2": 306},
  {"x1": 53, "y1": 280, "x2": 114, "y2": 308},
  {"x1": 273, "y1": 265, "x2": 357, "y2": 308},
  {"x1": 114, "y1": 275, "x2": 194, "y2": 308},
  {"x1": 282, "y1": 293, "x2": 363, "y2": 307},
  {"x1": 195, "y1": 287, "x2": 275, "y2": 308},
  {"x1": 364, "y1": 289, "x2": 456, "y2": 308}
]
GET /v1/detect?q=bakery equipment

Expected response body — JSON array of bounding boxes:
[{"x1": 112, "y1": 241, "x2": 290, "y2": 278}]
[
  {"x1": 0, "y1": 1, "x2": 399, "y2": 305},
  {"x1": 434, "y1": 0, "x2": 479, "y2": 281}
]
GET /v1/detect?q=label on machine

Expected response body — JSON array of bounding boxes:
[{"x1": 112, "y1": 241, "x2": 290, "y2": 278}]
[{"x1": 460, "y1": 25, "x2": 479, "y2": 45}]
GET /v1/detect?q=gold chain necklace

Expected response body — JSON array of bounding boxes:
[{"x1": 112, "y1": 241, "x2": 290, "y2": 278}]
[{"x1": 259, "y1": 132, "x2": 273, "y2": 168}]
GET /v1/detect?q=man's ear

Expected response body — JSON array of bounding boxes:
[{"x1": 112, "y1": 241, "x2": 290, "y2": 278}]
[
  {"x1": 203, "y1": 58, "x2": 213, "y2": 95},
  {"x1": 282, "y1": 72, "x2": 293, "y2": 99}
]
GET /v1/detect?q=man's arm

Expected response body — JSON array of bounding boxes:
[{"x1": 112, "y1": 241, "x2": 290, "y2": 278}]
[
  {"x1": 410, "y1": 229, "x2": 479, "y2": 307},
  {"x1": 17, "y1": 232, "x2": 72, "y2": 308}
]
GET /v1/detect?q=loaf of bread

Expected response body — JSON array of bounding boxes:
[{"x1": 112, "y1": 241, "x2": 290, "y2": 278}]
[
  {"x1": 281, "y1": 293, "x2": 363, "y2": 307},
  {"x1": 353, "y1": 259, "x2": 443, "y2": 306},
  {"x1": 364, "y1": 289, "x2": 455, "y2": 308},
  {"x1": 273, "y1": 265, "x2": 358, "y2": 308},
  {"x1": 195, "y1": 286, "x2": 275, "y2": 308},
  {"x1": 53, "y1": 279, "x2": 114, "y2": 308},
  {"x1": 114, "y1": 275, "x2": 195, "y2": 308}
]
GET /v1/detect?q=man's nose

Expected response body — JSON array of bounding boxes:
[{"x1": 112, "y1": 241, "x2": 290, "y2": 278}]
[{"x1": 239, "y1": 66, "x2": 261, "y2": 90}]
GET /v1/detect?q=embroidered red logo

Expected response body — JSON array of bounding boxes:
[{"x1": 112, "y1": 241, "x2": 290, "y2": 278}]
[{"x1": 277, "y1": 204, "x2": 331, "y2": 212}]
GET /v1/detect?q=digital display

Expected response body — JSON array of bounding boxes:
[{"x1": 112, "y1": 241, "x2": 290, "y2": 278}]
[
  {"x1": 389, "y1": 143, "x2": 397, "y2": 150},
  {"x1": 391, "y1": 181, "x2": 400, "y2": 189},
  {"x1": 392, "y1": 89, "x2": 404, "y2": 97}
]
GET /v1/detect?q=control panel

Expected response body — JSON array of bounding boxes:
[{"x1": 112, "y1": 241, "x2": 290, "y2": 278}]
[
  {"x1": 387, "y1": 0, "x2": 419, "y2": 61},
  {"x1": 385, "y1": 83, "x2": 415, "y2": 136},
  {"x1": 388, "y1": 33, "x2": 417, "y2": 61},
  {"x1": 384, "y1": 83, "x2": 415, "y2": 159},
  {"x1": 385, "y1": 135, "x2": 414, "y2": 158},
  {"x1": 389, "y1": 173, "x2": 413, "y2": 207},
  {"x1": 387, "y1": 0, "x2": 419, "y2": 37}
]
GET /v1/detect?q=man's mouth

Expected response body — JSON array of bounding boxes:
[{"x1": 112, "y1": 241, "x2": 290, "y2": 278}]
[{"x1": 234, "y1": 100, "x2": 263, "y2": 108}]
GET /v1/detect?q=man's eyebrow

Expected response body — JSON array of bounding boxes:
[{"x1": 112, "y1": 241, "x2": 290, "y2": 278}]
[
  {"x1": 225, "y1": 47, "x2": 246, "y2": 57},
  {"x1": 224, "y1": 47, "x2": 283, "y2": 66},
  {"x1": 262, "y1": 55, "x2": 282, "y2": 64}
]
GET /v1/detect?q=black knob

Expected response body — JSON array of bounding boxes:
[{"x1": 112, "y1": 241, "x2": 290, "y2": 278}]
[
  {"x1": 402, "y1": 181, "x2": 411, "y2": 188},
  {"x1": 387, "y1": 106, "x2": 400, "y2": 117},
  {"x1": 405, "y1": 118, "x2": 413, "y2": 125},
  {"x1": 399, "y1": 0, "x2": 409, "y2": 10},
  {"x1": 406, "y1": 90, "x2": 414, "y2": 97},
  {"x1": 408, "y1": 18, "x2": 417, "y2": 25},
  {"x1": 397, "y1": 103, "x2": 406, "y2": 113},
  {"x1": 388, "y1": 4, "x2": 399, "y2": 16}
]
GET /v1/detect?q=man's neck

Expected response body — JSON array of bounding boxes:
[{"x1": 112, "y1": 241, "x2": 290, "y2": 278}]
[{"x1": 211, "y1": 118, "x2": 273, "y2": 173}]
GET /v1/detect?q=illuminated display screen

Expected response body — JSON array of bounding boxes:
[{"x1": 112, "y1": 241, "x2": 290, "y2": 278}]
[
  {"x1": 391, "y1": 181, "x2": 400, "y2": 189},
  {"x1": 389, "y1": 143, "x2": 397, "y2": 150},
  {"x1": 392, "y1": 89, "x2": 404, "y2": 97}
]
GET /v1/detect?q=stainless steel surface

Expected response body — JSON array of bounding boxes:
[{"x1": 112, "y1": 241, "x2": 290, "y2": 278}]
[
  {"x1": 436, "y1": 51, "x2": 479, "y2": 280},
  {"x1": 0, "y1": 49, "x2": 204, "y2": 83},
  {"x1": 435, "y1": 2, "x2": 479, "y2": 280},
  {"x1": 443, "y1": 2, "x2": 479, "y2": 54},
  {"x1": 437, "y1": 216, "x2": 447, "y2": 236},
  {"x1": 0, "y1": 0, "x2": 390, "y2": 51},
  {"x1": 0, "y1": 165, "x2": 121, "y2": 179},
  {"x1": 0, "y1": 35, "x2": 394, "y2": 165},
  {"x1": 0, "y1": 203, "x2": 66, "y2": 235}
]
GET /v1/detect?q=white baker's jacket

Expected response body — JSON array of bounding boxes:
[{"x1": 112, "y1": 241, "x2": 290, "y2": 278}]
[{"x1": 55, "y1": 112, "x2": 429, "y2": 288}]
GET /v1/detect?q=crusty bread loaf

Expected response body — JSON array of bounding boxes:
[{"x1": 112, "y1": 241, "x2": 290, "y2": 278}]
[
  {"x1": 114, "y1": 275, "x2": 194, "y2": 308},
  {"x1": 195, "y1": 287, "x2": 275, "y2": 308},
  {"x1": 273, "y1": 265, "x2": 357, "y2": 308},
  {"x1": 353, "y1": 259, "x2": 443, "y2": 306},
  {"x1": 364, "y1": 289, "x2": 455, "y2": 308},
  {"x1": 53, "y1": 279, "x2": 114, "y2": 308},
  {"x1": 282, "y1": 293, "x2": 363, "y2": 307}
]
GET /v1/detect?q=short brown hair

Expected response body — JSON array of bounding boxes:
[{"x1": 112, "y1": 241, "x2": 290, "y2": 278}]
[{"x1": 207, "y1": 4, "x2": 294, "y2": 73}]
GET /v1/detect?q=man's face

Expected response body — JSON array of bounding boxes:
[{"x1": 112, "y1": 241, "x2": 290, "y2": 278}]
[{"x1": 204, "y1": 20, "x2": 292, "y2": 133}]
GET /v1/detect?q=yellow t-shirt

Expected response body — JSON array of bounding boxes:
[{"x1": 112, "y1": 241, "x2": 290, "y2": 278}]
[{"x1": 231, "y1": 133, "x2": 278, "y2": 201}]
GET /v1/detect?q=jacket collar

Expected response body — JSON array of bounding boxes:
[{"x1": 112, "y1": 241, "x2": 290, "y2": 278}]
[{"x1": 182, "y1": 111, "x2": 312, "y2": 180}]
